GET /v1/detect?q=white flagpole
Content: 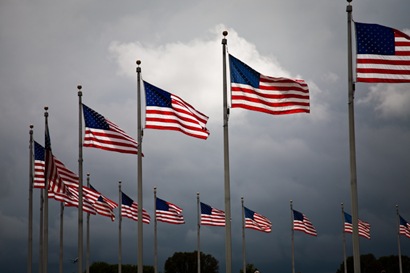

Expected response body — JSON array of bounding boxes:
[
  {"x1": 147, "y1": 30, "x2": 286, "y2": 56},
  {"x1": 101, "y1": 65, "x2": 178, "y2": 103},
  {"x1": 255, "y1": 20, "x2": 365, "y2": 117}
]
[
  {"x1": 39, "y1": 185, "x2": 44, "y2": 273},
  {"x1": 222, "y1": 30, "x2": 232, "y2": 273},
  {"x1": 197, "y1": 193, "x2": 201, "y2": 273},
  {"x1": 396, "y1": 205, "x2": 403, "y2": 273},
  {"x1": 346, "y1": 2, "x2": 361, "y2": 272},
  {"x1": 154, "y1": 187, "x2": 158, "y2": 273},
  {"x1": 241, "y1": 197, "x2": 246, "y2": 273},
  {"x1": 136, "y1": 60, "x2": 143, "y2": 273},
  {"x1": 28, "y1": 125, "x2": 34, "y2": 273},
  {"x1": 59, "y1": 201, "x2": 64, "y2": 273},
  {"x1": 86, "y1": 173, "x2": 90, "y2": 273},
  {"x1": 341, "y1": 203, "x2": 347, "y2": 273},
  {"x1": 43, "y1": 106, "x2": 49, "y2": 273},
  {"x1": 77, "y1": 85, "x2": 84, "y2": 273},
  {"x1": 290, "y1": 200, "x2": 295, "y2": 273},
  {"x1": 119, "y1": 181, "x2": 122, "y2": 273}
]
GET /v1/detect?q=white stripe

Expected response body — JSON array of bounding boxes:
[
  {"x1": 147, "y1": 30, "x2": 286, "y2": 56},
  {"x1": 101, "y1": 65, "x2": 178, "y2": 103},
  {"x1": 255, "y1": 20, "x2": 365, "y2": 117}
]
[
  {"x1": 232, "y1": 83, "x2": 309, "y2": 96},
  {"x1": 395, "y1": 37, "x2": 410, "y2": 42},
  {"x1": 357, "y1": 54, "x2": 410, "y2": 60},
  {"x1": 396, "y1": 46, "x2": 410, "y2": 51},
  {"x1": 232, "y1": 99, "x2": 310, "y2": 111},
  {"x1": 357, "y1": 63, "x2": 410, "y2": 70},
  {"x1": 146, "y1": 112, "x2": 204, "y2": 130},
  {"x1": 146, "y1": 107, "x2": 206, "y2": 129},
  {"x1": 357, "y1": 73, "x2": 410, "y2": 80}
]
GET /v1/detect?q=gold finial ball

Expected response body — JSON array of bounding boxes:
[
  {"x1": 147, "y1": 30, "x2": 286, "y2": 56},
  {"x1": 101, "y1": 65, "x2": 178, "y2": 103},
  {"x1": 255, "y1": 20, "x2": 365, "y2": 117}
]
[
  {"x1": 136, "y1": 60, "x2": 141, "y2": 65},
  {"x1": 223, "y1": 31, "x2": 228, "y2": 37},
  {"x1": 77, "y1": 85, "x2": 82, "y2": 90},
  {"x1": 30, "y1": 124, "x2": 34, "y2": 129},
  {"x1": 44, "y1": 106, "x2": 48, "y2": 111}
]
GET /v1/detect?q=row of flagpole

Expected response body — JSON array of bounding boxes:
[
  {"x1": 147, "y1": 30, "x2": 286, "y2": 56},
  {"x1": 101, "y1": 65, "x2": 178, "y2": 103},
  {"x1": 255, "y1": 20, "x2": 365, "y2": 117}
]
[
  {"x1": 27, "y1": 1, "x2": 410, "y2": 272},
  {"x1": 27, "y1": 28, "x2": 310, "y2": 273},
  {"x1": 27, "y1": 152, "x2": 410, "y2": 273},
  {"x1": 28, "y1": 124, "x2": 410, "y2": 273}
]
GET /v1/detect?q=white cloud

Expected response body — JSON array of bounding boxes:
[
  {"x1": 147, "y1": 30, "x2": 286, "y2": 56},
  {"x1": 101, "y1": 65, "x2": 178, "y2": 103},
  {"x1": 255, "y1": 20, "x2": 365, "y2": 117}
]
[
  {"x1": 358, "y1": 84, "x2": 410, "y2": 119},
  {"x1": 108, "y1": 25, "x2": 324, "y2": 124}
]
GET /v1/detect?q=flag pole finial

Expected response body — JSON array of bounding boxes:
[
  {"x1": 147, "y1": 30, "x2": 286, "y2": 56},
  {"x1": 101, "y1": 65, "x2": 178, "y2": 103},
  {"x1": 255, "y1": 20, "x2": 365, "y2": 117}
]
[
  {"x1": 44, "y1": 106, "x2": 48, "y2": 117},
  {"x1": 136, "y1": 60, "x2": 141, "y2": 74},
  {"x1": 223, "y1": 31, "x2": 228, "y2": 37},
  {"x1": 77, "y1": 85, "x2": 82, "y2": 97},
  {"x1": 30, "y1": 124, "x2": 33, "y2": 129}
]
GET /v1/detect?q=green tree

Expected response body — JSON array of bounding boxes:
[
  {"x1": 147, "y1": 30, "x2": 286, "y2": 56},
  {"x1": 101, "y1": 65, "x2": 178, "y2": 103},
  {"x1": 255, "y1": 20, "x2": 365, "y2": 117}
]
[
  {"x1": 378, "y1": 255, "x2": 410, "y2": 273},
  {"x1": 89, "y1": 262, "x2": 154, "y2": 273},
  {"x1": 239, "y1": 263, "x2": 258, "y2": 273},
  {"x1": 336, "y1": 254, "x2": 410, "y2": 273},
  {"x1": 164, "y1": 251, "x2": 219, "y2": 273}
]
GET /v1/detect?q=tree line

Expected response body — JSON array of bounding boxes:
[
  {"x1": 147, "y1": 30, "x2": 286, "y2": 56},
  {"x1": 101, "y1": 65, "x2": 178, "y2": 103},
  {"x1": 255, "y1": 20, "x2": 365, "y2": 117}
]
[{"x1": 88, "y1": 251, "x2": 410, "y2": 273}]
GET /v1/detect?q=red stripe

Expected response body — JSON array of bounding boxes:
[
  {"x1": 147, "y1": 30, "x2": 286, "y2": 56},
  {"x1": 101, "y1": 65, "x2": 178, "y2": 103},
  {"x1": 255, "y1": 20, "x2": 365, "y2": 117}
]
[
  {"x1": 357, "y1": 77, "x2": 410, "y2": 83},
  {"x1": 357, "y1": 68, "x2": 410, "y2": 75},
  {"x1": 357, "y1": 58, "x2": 410, "y2": 65}
]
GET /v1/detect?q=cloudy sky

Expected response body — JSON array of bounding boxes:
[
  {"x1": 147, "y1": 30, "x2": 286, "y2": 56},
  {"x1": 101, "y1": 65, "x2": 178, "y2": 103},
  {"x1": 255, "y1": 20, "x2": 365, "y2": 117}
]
[{"x1": 1, "y1": 1, "x2": 410, "y2": 273}]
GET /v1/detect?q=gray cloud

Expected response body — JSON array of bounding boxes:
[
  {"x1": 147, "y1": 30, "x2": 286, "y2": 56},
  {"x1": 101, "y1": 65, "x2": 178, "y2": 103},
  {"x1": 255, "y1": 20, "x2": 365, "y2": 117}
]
[{"x1": 1, "y1": 1, "x2": 410, "y2": 273}]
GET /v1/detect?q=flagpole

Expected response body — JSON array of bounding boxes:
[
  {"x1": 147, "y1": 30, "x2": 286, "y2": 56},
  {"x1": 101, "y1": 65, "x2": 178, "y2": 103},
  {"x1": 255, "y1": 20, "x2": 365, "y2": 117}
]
[
  {"x1": 346, "y1": 2, "x2": 361, "y2": 273},
  {"x1": 290, "y1": 200, "x2": 295, "y2": 273},
  {"x1": 154, "y1": 187, "x2": 158, "y2": 273},
  {"x1": 396, "y1": 205, "x2": 403, "y2": 273},
  {"x1": 136, "y1": 60, "x2": 144, "y2": 273},
  {"x1": 86, "y1": 173, "x2": 90, "y2": 273},
  {"x1": 241, "y1": 197, "x2": 246, "y2": 273},
  {"x1": 28, "y1": 125, "x2": 34, "y2": 273},
  {"x1": 59, "y1": 201, "x2": 64, "y2": 273},
  {"x1": 39, "y1": 184, "x2": 44, "y2": 273},
  {"x1": 197, "y1": 193, "x2": 201, "y2": 273},
  {"x1": 43, "y1": 106, "x2": 49, "y2": 273},
  {"x1": 341, "y1": 203, "x2": 347, "y2": 273},
  {"x1": 119, "y1": 181, "x2": 122, "y2": 273},
  {"x1": 222, "y1": 30, "x2": 232, "y2": 273},
  {"x1": 77, "y1": 85, "x2": 84, "y2": 273}
]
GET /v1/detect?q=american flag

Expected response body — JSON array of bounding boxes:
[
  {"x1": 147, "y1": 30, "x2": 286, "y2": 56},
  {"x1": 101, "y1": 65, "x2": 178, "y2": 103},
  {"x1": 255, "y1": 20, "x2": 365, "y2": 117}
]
[
  {"x1": 200, "y1": 202, "x2": 225, "y2": 227},
  {"x1": 44, "y1": 123, "x2": 68, "y2": 202},
  {"x1": 34, "y1": 141, "x2": 46, "y2": 188},
  {"x1": 90, "y1": 184, "x2": 117, "y2": 221},
  {"x1": 34, "y1": 141, "x2": 102, "y2": 211},
  {"x1": 244, "y1": 206, "x2": 272, "y2": 233},
  {"x1": 293, "y1": 209, "x2": 317, "y2": 236},
  {"x1": 343, "y1": 212, "x2": 371, "y2": 239},
  {"x1": 93, "y1": 196, "x2": 116, "y2": 221},
  {"x1": 35, "y1": 141, "x2": 79, "y2": 189},
  {"x1": 229, "y1": 54, "x2": 310, "y2": 115},
  {"x1": 82, "y1": 104, "x2": 139, "y2": 155},
  {"x1": 156, "y1": 197, "x2": 185, "y2": 224},
  {"x1": 143, "y1": 81, "x2": 210, "y2": 140},
  {"x1": 121, "y1": 192, "x2": 150, "y2": 224},
  {"x1": 34, "y1": 140, "x2": 66, "y2": 201},
  {"x1": 90, "y1": 185, "x2": 118, "y2": 209},
  {"x1": 64, "y1": 187, "x2": 97, "y2": 215},
  {"x1": 355, "y1": 22, "x2": 410, "y2": 83},
  {"x1": 399, "y1": 215, "x2": 410, "y2": 238},
  {"x1": 34, "y1": 141, "x2": 100, "y2": 202}
]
